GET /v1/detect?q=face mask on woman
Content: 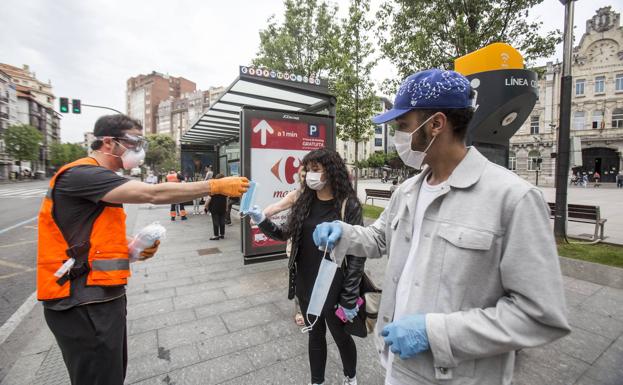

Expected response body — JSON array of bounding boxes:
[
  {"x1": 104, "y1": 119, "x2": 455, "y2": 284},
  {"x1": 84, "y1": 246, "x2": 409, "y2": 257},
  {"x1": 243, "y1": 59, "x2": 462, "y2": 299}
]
[{"x1": 305, "y1": 171, "x2": 326, "y2": 191}]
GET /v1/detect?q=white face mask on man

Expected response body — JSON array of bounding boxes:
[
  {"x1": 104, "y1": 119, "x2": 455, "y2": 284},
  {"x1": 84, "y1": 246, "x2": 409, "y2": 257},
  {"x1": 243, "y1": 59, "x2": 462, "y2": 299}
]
[
  {"x1": 305, "y1": 171, "x2": 326, "y2": 190},
  {"x1": 394, "y1": 114, "x2": 437, "y2": 170}
]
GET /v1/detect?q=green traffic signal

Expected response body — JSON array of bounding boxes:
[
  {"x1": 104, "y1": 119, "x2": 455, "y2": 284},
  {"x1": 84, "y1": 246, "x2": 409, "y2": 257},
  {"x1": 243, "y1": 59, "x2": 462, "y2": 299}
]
[
  {"x1": 59, "y1": 97, "x2": 69, "y2": 113},
  {"x1": 72, "y1": 99, "x2": 81, "y2": 114}
]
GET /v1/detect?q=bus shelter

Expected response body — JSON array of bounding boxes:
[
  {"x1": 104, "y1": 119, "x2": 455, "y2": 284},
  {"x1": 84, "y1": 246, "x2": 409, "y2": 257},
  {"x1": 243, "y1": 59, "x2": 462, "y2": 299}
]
[{"x1": 182, "y1": 66, "x2": 336, "y2": 263}]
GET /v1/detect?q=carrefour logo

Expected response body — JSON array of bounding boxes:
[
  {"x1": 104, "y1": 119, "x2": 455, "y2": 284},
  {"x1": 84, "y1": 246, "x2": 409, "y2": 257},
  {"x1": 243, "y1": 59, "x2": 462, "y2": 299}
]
[{"x1": 271, "y1": 156, "x2": 301, "y2": 184}]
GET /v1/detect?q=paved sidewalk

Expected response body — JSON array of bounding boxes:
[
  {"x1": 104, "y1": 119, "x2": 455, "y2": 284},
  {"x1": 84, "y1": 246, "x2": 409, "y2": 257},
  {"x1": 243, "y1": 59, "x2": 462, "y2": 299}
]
[{"x1": 1, "y1": 204, "x2": 622, "y2": 384}]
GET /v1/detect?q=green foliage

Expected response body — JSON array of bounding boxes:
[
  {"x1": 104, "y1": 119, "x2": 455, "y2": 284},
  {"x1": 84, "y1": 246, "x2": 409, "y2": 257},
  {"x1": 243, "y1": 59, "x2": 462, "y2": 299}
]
[
  {"x1": 252, "y1": 0, "x2": 340, "y2": 77},
  {"x1": 50, "y1": 143, "x2": 87, "y2": 167},
  {"x1": 333, "y1": 0, "x2": 379, "y2": 146},
  {"x1": 365, "y1": 151, "x2": 386, "y2": 168},
  {"x1": 144, "y1": 134, "x2": 177, "y2": 173},
  {"x1": 3, "y1": 124, "x2": 42, "y2": 163},
  {"x1": 376, "y1": 0, "x2": 562, "y2": 91}
]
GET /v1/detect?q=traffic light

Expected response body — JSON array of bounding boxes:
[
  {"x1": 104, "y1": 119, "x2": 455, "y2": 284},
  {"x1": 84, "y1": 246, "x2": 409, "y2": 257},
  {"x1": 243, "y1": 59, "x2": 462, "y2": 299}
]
[
  {"x1": 72, "y1": 99, "x2": 81, "y2": 114},
  {"x1": 59, "y1": 97, "x2": 69, "y2": 113}
]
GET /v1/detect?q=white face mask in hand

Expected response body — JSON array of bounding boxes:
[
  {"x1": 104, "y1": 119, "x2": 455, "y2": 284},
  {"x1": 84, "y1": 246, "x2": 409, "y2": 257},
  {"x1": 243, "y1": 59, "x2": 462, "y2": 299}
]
[
  {"x1": 394, "y1": 114, "x2": 437, "y2": 170},
  {"x1": 301, "y1": 246, "x2": 337, "y2": 333},
  {"x1": 305, "y1": 172, "x2": 326, "y2": 191}
]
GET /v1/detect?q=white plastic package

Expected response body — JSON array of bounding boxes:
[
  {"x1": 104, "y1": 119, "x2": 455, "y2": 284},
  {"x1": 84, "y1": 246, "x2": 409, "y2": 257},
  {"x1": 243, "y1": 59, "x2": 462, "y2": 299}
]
[{"x1": 128, "y1": 222, "x2": 167, "y2": 262}]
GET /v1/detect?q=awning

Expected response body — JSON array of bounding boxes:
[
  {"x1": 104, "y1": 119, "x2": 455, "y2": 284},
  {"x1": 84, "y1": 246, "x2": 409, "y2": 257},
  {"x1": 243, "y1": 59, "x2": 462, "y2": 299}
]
[{"x1": 181, "y1": 66, "x2": 334, "y2": 145}]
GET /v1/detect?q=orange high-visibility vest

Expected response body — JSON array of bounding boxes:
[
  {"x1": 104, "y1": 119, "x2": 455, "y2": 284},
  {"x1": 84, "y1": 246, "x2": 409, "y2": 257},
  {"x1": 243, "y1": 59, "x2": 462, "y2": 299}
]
[
  {"x1": 37, "y1": 157, "x2": 131, "y2": 301},
  {"x1": 166, "y1": 173, "x2": 179, "y2": 183}
]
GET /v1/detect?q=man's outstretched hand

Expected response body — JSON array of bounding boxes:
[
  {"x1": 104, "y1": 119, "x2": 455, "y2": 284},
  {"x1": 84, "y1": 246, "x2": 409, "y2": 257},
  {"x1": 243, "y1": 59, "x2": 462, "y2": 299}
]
[{"x1": 208, "y1": 177, "x2": 250, "y2": 197}]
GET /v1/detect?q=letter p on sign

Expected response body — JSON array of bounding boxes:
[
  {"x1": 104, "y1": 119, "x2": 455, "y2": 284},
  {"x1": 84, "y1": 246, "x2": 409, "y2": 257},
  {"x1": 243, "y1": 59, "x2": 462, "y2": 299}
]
[{"x1": 308, "y1": 124, "x2": 319, "y2": 137}]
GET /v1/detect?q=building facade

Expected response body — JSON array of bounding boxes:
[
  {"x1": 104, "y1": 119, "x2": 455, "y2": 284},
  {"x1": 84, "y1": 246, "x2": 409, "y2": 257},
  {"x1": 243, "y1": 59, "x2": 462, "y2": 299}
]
[
  {"x1": 510, "y1": 6, "x2": 623, "y2": 184},
  {"x1": 155, "y1": 87, "x2": 226, "y2": 146},
  {"x1": 126, "y1": 72, "x2": 196, "y2": 134},
  {"x1": 0, "y1": 70, "x2": 19, "y2": 179},
  {"x1": 0, "y1": 63, "x2": 60, "y2": 177}
]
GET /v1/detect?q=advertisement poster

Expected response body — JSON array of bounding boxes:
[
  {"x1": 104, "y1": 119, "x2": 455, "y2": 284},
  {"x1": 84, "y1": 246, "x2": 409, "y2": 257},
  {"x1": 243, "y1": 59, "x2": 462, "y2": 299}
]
[{"x1": 241, "y1": 107, "x2": 335, "y2": 263}]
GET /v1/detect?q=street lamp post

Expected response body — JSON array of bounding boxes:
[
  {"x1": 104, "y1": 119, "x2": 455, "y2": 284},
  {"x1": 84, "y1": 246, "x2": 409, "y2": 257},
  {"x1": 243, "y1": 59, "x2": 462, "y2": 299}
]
[{"x1": 554, "y1": 0, "x2": 575, "y2": 240}]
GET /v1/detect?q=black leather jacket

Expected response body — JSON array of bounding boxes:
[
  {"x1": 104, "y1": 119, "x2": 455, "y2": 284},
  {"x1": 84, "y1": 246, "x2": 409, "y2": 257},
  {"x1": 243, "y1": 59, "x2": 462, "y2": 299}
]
[{"x1": 257, "y1": 198, "x2": 366, "y2": 308}]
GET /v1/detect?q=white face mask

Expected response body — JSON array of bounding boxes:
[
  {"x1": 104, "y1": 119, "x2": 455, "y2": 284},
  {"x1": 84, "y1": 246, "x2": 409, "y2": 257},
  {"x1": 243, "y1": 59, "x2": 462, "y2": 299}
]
[
  {"x1": 121, "y1": 148, "x2": 145, "y2": 170},
  {"x1": 301, "y1": 246, "x2": 337, "y2": 333},
  {"x1": 305, "y1": 171, "x2": 326, "y2": 190},
  {"x1": 394, "y1": 114, "x2": 437, "y2": 170}
]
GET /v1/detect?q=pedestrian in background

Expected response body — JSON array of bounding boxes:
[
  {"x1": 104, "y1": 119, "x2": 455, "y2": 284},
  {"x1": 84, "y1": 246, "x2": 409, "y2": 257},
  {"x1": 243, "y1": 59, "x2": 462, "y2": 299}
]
[
  {"x1": 249, "y1": 148, "x2": 365, "y2": 385},
  {"x1": 593, "y1": 171, "x2": 601, "y2": 188},
  {"x1": 166, "y1": 170, "x2": 187, "y2": 221},
  {"x1": 37, "y1": 114, "x2": 249, "y2": 385},
  {"x1": 314, "y1": 69, "x2": 570, "y2": 385},
  {"x1": 617, "y1": 171, "x2": 623, "y2": 188},
  {"x1": 206, "y1": 174, "x2": 228, "y2": 240}
]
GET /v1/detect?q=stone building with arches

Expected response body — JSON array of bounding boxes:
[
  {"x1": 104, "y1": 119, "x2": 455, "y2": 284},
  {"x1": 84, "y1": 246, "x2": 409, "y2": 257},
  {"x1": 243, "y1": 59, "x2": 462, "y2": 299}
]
[{"x1": 510, "y1": 6, "x2": 623, "y2": 185}]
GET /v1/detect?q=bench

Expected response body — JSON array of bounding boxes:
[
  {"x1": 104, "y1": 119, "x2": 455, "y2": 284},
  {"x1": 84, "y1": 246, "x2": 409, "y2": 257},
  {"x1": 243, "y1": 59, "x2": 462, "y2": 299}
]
[
  {"x1": 365, "y1": 189, "x2": 393, "y2": 205},
  {"x1": 547, "y1": 202, "x2": 607, "y2": 241}
]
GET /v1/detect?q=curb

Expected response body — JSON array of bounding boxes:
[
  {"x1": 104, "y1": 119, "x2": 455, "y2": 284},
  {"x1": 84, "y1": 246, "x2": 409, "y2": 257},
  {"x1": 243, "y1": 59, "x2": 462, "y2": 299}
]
[{"x1": 559, "y1": 256, "x2": 623, "y2": 290}]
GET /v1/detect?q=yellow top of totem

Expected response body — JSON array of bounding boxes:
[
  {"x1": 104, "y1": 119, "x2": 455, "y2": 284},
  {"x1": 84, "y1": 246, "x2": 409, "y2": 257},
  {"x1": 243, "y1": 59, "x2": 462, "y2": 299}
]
[{"x1": 454, "y1": 43, "x2": 524, "y2": 76}]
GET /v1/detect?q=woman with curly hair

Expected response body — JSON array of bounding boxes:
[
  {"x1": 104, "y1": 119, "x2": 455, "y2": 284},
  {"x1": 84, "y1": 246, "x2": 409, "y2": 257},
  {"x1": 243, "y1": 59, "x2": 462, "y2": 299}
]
[{"x1": 248, "y1": 148, "x2": 365, "y2": 385}]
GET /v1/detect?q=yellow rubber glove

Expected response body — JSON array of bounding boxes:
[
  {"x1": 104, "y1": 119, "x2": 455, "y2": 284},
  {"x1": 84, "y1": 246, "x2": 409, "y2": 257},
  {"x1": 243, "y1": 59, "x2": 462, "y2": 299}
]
[
  {"x1": 208, "y1": 177, "x2": 250, "y2": 197},
  {"x1": 139, "y1": 240, "x2": 160, "y2": 261}
]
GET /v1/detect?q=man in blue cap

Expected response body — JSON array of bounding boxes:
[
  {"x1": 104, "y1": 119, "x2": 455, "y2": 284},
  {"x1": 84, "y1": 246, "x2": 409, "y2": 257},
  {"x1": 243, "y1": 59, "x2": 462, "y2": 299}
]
[{"x1": 313, "y1": 69, "x2": 570, "y2": 384}]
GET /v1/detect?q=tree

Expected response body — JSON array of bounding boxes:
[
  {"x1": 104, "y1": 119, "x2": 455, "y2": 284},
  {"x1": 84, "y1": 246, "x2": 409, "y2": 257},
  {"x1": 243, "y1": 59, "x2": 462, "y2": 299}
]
[
  {"x1": 3, "y1": 124, "x2": 42, "y2": 176},
  {"x1": 333, "y1": 0, "x2": 379, "y2": 192},
  {"x1": 377, "y1": 0, "x2": 562, "y2": 89},
  {"x1": 50, "y1": 143, "x2": 87, "y2": 168},
  {"x1": 144, "y1": 134, "x2": 177, "y2": 174},
  {"x1": 253, "y1": 0, "x2": 340, "y2": 77}
]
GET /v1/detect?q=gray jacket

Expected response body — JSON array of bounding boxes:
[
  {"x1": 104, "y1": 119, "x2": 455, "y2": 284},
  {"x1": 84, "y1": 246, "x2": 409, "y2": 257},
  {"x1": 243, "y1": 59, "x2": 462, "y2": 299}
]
[{"x1": 333, "y1": 148, "x2": 570, "y2": 385}]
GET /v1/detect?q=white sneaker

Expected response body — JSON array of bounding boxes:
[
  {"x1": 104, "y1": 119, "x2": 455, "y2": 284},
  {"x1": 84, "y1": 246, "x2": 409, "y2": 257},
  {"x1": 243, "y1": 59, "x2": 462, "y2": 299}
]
[{"x1": 343, "y1": 376, "x2": 357, "y2": 385}]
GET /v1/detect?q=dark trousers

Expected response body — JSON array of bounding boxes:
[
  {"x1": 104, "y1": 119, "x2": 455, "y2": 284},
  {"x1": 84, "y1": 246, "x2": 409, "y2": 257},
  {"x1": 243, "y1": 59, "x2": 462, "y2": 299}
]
[
  {"x1": 299, "y1": 297, "x2": 357, "y2": 384},
  {"x1": 44, "y1": 296, "x2": 128, "y2": 385},
  {"x1": 170, "y1": 203, "x2": 186, "y2": 216},
  {"x1": 211, "y1": 212, "x2": 225, "y2": 236}
]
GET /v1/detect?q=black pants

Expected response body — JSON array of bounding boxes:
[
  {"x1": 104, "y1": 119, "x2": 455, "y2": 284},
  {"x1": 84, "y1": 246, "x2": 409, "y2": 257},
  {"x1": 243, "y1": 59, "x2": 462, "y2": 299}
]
[
  {"x1": 44, "y1": 296, "x2": 128, "y2": 385},
  {"x1": 299, "y1": 297, "x2": 357, "y2": 384},
  {"x1": 211, "y1": 212, "x2": 225, "y2": 236}
]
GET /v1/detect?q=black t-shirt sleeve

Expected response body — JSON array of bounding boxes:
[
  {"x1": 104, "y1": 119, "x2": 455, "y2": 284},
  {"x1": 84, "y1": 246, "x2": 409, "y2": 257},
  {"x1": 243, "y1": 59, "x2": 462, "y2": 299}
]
[{"x1": 54, "y1": 165, "x2": 130, "y2": 203}]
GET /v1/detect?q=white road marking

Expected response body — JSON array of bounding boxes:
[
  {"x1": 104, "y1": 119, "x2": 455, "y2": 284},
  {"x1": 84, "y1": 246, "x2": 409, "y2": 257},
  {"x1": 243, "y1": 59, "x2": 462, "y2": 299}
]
[
  {"x1": 0, "y1": 217, "x2": 38, "y2": 235},
  {"x1": 0, "y1": 291, "x2": 37, "y2": 346}
]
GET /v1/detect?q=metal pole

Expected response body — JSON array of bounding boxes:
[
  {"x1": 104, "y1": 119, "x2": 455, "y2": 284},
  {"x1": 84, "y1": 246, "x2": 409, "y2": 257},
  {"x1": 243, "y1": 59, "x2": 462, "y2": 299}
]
[
  {"x1": 554, "y1": 0, "x2": 575, "y2": 240},
  {"x1": 81, "y1": 103, "x2": 123, "y2": 114}
]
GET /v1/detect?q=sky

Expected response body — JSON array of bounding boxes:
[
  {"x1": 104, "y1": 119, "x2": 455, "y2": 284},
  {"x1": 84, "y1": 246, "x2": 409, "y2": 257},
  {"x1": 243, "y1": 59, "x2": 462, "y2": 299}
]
[{"x1": 0, "y1": 0, "x2": 618, "y2": 143}]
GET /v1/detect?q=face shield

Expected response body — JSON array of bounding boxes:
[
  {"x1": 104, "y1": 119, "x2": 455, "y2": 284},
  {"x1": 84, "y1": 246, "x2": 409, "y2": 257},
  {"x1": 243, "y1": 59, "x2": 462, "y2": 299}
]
[{"x1": 113, "y1": 134, "x2": 149, "y2": 153}]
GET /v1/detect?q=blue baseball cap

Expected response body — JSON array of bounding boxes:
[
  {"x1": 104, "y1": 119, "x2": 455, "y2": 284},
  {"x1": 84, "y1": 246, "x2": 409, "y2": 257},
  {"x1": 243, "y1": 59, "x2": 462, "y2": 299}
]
[{"x1": 372, "y1": 69, "x2": 472, "y2": 124}]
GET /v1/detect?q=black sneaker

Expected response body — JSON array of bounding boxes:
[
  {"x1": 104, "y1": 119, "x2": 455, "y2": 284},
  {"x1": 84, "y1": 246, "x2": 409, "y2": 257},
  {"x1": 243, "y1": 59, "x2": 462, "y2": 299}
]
[
  {"x1": 181, "y1": 216, "x2": 188, "y2": 221},
  {"x1": 171, "y1": 217, "x2": 175, "y2": 221},
  {"x1": 219, "y1": 235, "x2": 224, "y2": 239}
]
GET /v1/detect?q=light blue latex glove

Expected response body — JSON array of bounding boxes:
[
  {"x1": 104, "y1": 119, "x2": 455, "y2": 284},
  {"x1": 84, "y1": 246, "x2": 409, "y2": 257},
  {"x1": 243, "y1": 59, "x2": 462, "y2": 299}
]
[
  {"x1": 339, "y1": 304, "x2": 359, "y2": 322},
  {"x1": 381, "y1": 314, "x2": 429, "y2": 360},
  {"x1": 248, "y1": 205, "x2": 266, "y2": 224},
  {"x1": 312, "y1": 221, "x2": 342, "y2": 251}
]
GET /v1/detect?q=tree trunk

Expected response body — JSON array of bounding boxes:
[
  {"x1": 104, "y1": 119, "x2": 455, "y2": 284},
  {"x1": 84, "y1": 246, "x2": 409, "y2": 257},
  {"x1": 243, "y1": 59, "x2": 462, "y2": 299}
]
[{"x1": 353, "y1": 142, "x2": 360, "y2": 196}]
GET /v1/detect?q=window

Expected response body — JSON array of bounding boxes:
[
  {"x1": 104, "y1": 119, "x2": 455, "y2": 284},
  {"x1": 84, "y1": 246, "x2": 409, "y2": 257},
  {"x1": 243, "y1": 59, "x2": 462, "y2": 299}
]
[
  {"x1": 375, "y1": 125, "x2": 383, "y2": 135},
  {"x1": 594, "y1": 76, "x2": 605, "y2": 94},
  {"x1": 530, "y1": 116, "x2": 539, "y2": 134},
  {"x1": 575, "y1": 79, "x2": 585, "y2": 95},
  {"x1": 612, "y1": 108, "x2": 623, "y2": 128},
  {"x1": 528, "y1": 150, "x2": 541, "y2": 171},
  {"x1": 573, "y1": 111, "x2": 585, "y2": 130},
  {"x1": 592, "y1": 110, "x2": 603, "y2": 129},
  {"x1": 374, "y1": 138, "x2": 383, "y2": 147},
  {"x1": 508, "y1": 151, "x2": 516, "y2": 171},
  {"x1": 616, "y1": 74, "x2": 623, "y2": 91}
]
